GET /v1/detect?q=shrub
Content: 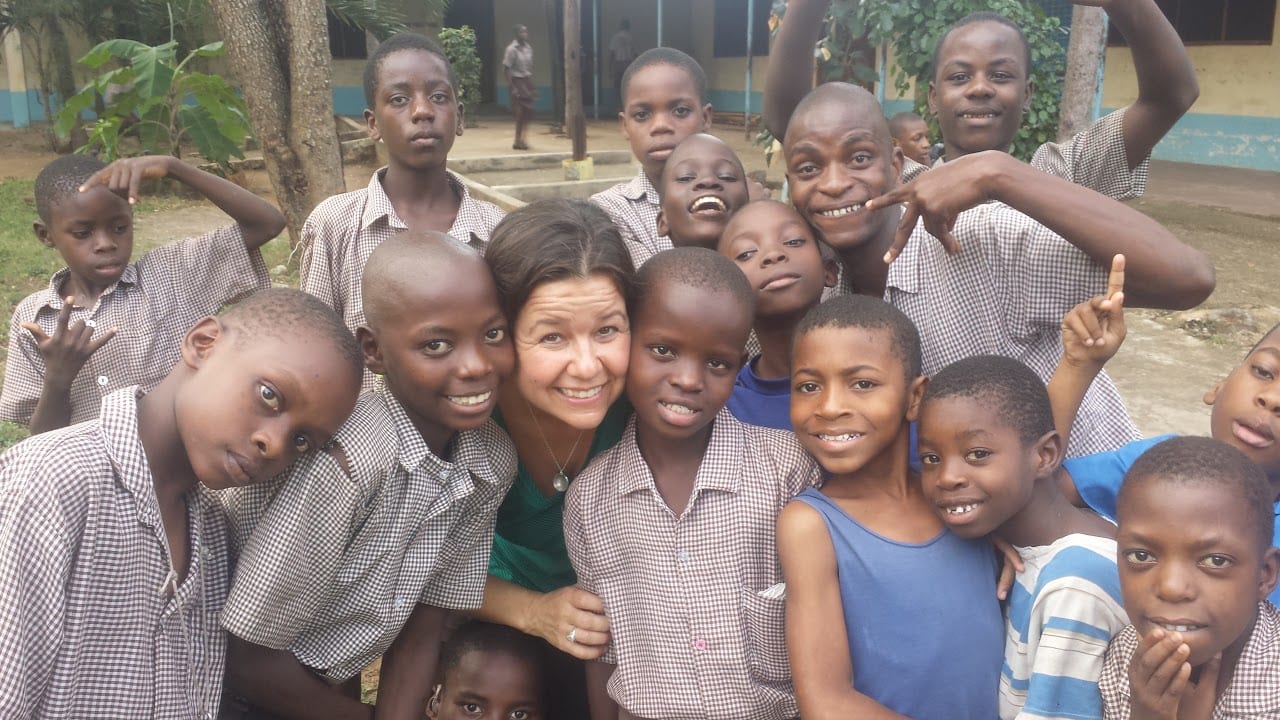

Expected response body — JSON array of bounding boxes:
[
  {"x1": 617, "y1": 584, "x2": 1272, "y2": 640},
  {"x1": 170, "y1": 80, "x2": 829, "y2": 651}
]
[{"x1": 439, "y1": 26, "x2": 482, "y2": 128}]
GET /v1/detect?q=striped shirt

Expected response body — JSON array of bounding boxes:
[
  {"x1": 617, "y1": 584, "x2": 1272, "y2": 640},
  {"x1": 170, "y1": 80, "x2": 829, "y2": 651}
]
[
  {"x1": 589, "y1": 170, "x2": 671, "y2": 269},
  {"x1": 1001, "y1": 533, "x2": 1128, "y2": 720},
  {"x1": 564, "y1": 410, "x2": 820, "y2": 720},
  {"x1": 0, "y1": 225, "x2": 268, "y2": 426},
  {"x1": 900, "y1": 109, "x2": 1144, "y2": 201},
  {"x1": 0, "y1": 387, "x2": 230, "y2": 719},
  {"x1": 220, "y1": 389, "x2": 517, "y2": 682},
  {"x1": 298, "y1": 168, "x2": 504, "y2": 339},
  {"x1": 884, "y1": 200, "x2": 1140, "y2": 456},
  {"x1": 1101, "y1": 602, "x2": 1280, "y2": 719}
]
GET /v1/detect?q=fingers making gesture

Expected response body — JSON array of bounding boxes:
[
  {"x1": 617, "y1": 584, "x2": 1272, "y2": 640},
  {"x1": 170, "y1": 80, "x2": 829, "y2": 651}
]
[{"x1": 20, "y1": 297, "x2": 117, "y2": 385}]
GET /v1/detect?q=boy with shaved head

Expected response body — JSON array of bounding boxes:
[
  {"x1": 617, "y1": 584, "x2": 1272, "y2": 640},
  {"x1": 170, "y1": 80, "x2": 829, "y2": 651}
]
[
  {"x1": 221, "y1": 232, "x2": 518, "y2": 719},
  {"x1": 781, "y1": 81, "x2": 1212, "y2": 456}
]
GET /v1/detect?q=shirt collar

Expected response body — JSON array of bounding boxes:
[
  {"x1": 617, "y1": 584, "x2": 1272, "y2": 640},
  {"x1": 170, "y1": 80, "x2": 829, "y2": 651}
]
[
  {"x1": 883, "y1": 205, "x2": 921, "y2": 296},
  {"x1": 621, "y1": 169, "x2": 658, "y2": 203},
  {"x1": 615, "y1": 408, "x2": 744, "y2": 498},
  {"x1": 1218, "y1": 601, "x2": 1280, "y2": 714},
  {"x1": 43, "y1": 264, "x2": 138, "y2": 311},
  {"x1": 98, "y1": 387, "x2": 163, "y2": 524},
  {"x1": 360, "y1": 169, "x2": 474, "y2": 237},
  {"x1": 378, "y1": 387, "x2": 502, "y2": 487}
]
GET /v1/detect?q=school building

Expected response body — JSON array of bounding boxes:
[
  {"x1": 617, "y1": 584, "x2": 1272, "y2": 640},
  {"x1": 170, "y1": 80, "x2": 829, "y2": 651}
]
[{"x1": 2, "y1": 0, "x2": 1276, "y2": 171}]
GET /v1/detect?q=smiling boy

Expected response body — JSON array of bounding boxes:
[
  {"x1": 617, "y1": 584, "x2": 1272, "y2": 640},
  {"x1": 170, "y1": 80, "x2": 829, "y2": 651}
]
[
  {"x1": 1100, "y1": 437, "x2": 1280, "y2": 719},
  {"x1": 656, "y1": 133, "x2": 751, "y2": 250},
  {"x1": 1, "y1": 154, "x2": 281, "y2": 433},
  {"x1": 222, "y1": 233, "x2": 517, "y2": 720},
  {"x1": 0, "y1": 289, "x2": 362, "y2": 719},
  {"x1": 565, "y1": 247, "x2": 819, "y2": 720}
]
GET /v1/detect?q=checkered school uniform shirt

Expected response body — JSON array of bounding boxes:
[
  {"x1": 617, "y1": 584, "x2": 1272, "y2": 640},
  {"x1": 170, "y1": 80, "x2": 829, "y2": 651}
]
[
  {"x1": 0, "y1": 225, "x2": 268, "y2": 426},
  {"x1": 564, "y1": 410, "x2": 820, "y2": 720},
  {"x1": 299, "y1": 169, "x2": 505, "y2": 337},
  {"x1": 1099, "y1": 601, "x2": 1280, "y2": 719},
  {"x1": 899, "y1": 109, "x2": 1144, "y2": 200},
  {"x1": 884, "y1": 200, "x2": 1140, "y2": 457},
  {"x1": 0, "y1": 387, "x2": 230, "y2": 719},
  {"x1": 589, "y1": 169, "x2": 672, "y2": 269},
  {"x1": 220, "y1": 388, "x2": 517, "y2": 683}
]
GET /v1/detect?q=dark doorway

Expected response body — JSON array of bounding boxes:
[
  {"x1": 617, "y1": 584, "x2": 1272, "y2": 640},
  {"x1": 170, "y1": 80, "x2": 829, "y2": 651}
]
[{"x1": 445, "y1": 0, "x2": 497, "y2": 102}]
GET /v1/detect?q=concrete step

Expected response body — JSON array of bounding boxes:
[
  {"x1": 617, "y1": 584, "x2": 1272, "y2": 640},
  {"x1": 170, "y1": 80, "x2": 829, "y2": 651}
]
[{"x1": 450, "y1": 149, "x2": 633, "y2": 174}]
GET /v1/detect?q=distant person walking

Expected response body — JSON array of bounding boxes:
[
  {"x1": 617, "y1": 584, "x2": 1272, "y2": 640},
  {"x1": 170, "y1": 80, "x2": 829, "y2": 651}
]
[
  {"x1": 608, "y1": 19, "x2": 636, "y2": 111},
  {"x1": 503, "y1": 25, "x2": 535, "y2": 150}
]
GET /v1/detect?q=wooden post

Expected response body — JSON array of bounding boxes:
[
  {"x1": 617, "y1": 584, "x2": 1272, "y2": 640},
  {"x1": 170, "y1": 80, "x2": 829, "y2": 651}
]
[{"x1": 564, "y1": 0, "x2": 587, "y2": 161}]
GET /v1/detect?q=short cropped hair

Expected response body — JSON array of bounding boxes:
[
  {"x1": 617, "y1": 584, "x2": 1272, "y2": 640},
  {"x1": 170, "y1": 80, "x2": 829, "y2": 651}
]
[
  {"x1": 1121, "y1": 436, "x2": 1274, "y2": 552},
  {"x1": 220, "y1": 288, "x2": 363, "y2": 385},
  {"x1": 634, "y1": 247, "x2": 754, "y2": 326},
  {"x1": 923, "y1": 355, "x2": 1054, "y2": 445},
  {"x1": 363, "y1": 32, "x2": 456, "y2": 108},
  {"x1": 621, "y1": 47, "x2": 708, "y2": 106},
  {"x1": 485, "y1": 198, "x2": 636, "y2": 323},
  {"x1": 889, "y1": 111, "x2": 925, "y2": 137},
  {"x1": 360, "y1": 230, "x2": 488, "y2": 332},
  {"x1": 932, "y1": 12, "x2": 1031, "y2": 80},
  {"x1": 35, "y1": 154, "x2": 108, "y2": 223},
  {"x1": 1247, "y1": 323, "x2": 1280, "y2": 356},
  {"x1": 795, "y1": 295, "x2": 922, "y2": 379},
  {"x1": 439, "y1": 621, "x2": 547, "y2": 693}
]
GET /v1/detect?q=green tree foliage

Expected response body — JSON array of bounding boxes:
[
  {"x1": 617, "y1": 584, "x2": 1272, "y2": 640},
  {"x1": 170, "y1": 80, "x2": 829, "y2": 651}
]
[
  {"x1": 764, "y1": 0, "x2": 1066, "y2": 161},
  {"x1": 55, "y1": 38, "x2": 253, "y2": 171},
  {"x1": 438, "y1": 26, "x2": 482, "y2": 128}
]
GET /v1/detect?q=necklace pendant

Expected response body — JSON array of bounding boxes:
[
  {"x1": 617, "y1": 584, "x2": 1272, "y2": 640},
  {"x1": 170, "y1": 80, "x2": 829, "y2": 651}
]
[{"x1": 552, "y1": 471, "x2": 571, "y2": 492}]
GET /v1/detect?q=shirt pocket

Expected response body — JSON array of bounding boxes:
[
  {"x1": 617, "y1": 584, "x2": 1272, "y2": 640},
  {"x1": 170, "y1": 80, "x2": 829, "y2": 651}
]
[{"x1": 740, "y1": 585, "x2": 791, "y2": 687}]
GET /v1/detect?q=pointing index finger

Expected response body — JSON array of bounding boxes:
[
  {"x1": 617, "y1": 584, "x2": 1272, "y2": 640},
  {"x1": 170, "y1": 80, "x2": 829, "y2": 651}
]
[{"x1": 1107, "y1": 254, "x2": 1126, "y2": 299}]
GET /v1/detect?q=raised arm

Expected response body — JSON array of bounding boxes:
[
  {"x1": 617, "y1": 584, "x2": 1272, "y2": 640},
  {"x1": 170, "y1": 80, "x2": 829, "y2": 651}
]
[
  {"x1": 777, "y1": 502, "x2": 911, "y2": 720},
  {"x1": 1089, "y1": 0, "x2": 1199, "y2": 169},
  {"x1": 224, "y1": 637, "x2": 372, "y2": 720},
  {"x1": 762, "y1": 0, "x2": 827, "y2": 141},
  {"x1": 1048, "y1": 255, "x2": 1126, "y2": 445},
  {"x1": 870, "y1": 150, "x2": 1214, "y2": 309},
  {"x1": 81, "y1": 156, "x2": 286, "y2": 250}
]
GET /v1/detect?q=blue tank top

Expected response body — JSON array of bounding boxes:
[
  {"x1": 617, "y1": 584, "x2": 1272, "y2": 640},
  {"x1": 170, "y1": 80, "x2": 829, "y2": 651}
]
[{"x1": 794, "y1": 488, "x2": 1004, "y2": 720}]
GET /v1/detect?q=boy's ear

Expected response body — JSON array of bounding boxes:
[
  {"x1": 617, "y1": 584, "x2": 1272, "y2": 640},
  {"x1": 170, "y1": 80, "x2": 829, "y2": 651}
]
[
  {"x1": 1203, "y1": 380, "x2": 1224, "y2": 407},
  {"x1": 1259, "y1": 547, "x2": 1280, "y2": 599},
  {"x1": 905, "y1": 375, "x2": 929, "y2": 422},
  {"x1": 426, "y1": 683, "x2": 443, "y2": 719},
  {"x1": 455, "y1": 102, "x2": 466, "y2": 136},
  {"x1": 890, "y1": 146, "x2": 905, "y2": 184},
  {"x1": 1032, "y1": 429, "x2": 1065, "y2": 478},
  {"x1": 1021, "y1": 79, "x2": 1035, "y2": 114},
  {"x1": 33, "y1": 221, "x2": 53, "y2": 248},
  {"x1": 927, "y1": 81, "x2": 938, "y2": 115},
  {"x1": 655, "y1": 209, "x2": 670, "y2": 238},
  {"x1": 822, "y1": 256, "x2": 840, "y2": 289},
  {"x1": 181, "y1": 316, "x2": 223, "y2": 369},
  {"x1": 699, "y1": 104, "x2": 714, "y2": 132},
  {"x1": 364, "y1": 108, "x2": 381, "y2": 143},
  {"x1": 357, "y1": 326, "x2": 385, "y2": 376}
]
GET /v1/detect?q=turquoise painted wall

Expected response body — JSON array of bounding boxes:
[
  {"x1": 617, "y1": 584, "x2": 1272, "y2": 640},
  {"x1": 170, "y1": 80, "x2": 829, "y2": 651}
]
[{"x1": 0, "y1": 89, "x2": 41, "y2": 127}]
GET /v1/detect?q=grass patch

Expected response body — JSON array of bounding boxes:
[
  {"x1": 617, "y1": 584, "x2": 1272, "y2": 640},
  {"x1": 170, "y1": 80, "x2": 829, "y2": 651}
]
[{"x1": 0, "y1": 421, "x2": 28, "y2": 451}]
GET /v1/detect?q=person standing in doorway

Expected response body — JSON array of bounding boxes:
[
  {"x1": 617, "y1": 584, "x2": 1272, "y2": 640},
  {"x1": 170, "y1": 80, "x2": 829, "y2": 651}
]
[
  {"x1": 608, "y1": 19, "x2": 635, "y2": 112},
  {"x1": 503, "y1": 25, "x2": 535, "y2": 151}
]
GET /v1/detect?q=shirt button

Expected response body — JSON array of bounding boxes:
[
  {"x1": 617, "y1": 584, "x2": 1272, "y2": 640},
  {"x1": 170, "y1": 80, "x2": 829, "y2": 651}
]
[
  {"x1": 677, "y1": 550, "x2": 690, "y2": 565},
  {"x1": 85, "y1": 319, "x2": 97, "y2": 328},
  {"x1": 395, "y1": 595, "x2": 407, "y2": 607},
  {"x1": 693, "y1": 638, "x2": 708, "y2": 652},
  {"x1": 96, "y1": 375, "x2": 109, "y2": 386},
  {"x1": 438, "y1": 469, "x2": 450, "y2": 480}
]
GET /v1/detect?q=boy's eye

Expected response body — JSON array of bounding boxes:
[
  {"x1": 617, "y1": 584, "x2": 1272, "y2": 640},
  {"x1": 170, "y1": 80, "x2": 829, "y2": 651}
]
[
  {"x1": 259, "y1": 384, "x2": 280, "y2": 411},
  {"x1": 510, "y1": 711, "x2": 530, "y2": 720},
  {"x1": 707, "y1": 358, "x2": 731, "y2": 371},
  {"x1": 784, "y1": 237, "x2": 805, "y2": 247},
  {"x1": 1252, "y1": 363, "x2": 1276, "y2": 381},
  {"x1": 1198, "y1": 554, "x2": 1234, "y2": 569},
  {"x1": 461, "y1": 702, "x2": 482, "y2": 716},
  {"x1": 850, "y1": 152, "x2": 873, "y2": 165},
  {"x1": 851, "y1": 379, "x2": 876, "y2": 390},
  {"x1": 650, "y1": 344, "x2": 674, "y2": 358},
  {"x1": 734, "y1": 249, "x2": 756, "y2": 262},
  {"x1": 677, "y1": 173, "x2": 696, "y2": 183},
  {"x1": 794, "y1": 163, "x2": 819, "y2": 177},
  {"x1": 631, "y1": 110, "x2": 650, "y2": 122},
  {"x1": 424, "y1": 339, "x2": 452, "y2": 355},
  {"x1": 388, "y1": 94, "x2": 409, "y2": 106},
  {"x1": 430, "y1": 91, "x2": 450, "y2": 103},
  {"x1": 948, "y1": 72, "x2": 971, "y2": 83},
  {"x1": 672, "y1": 105, "x2": 692, "y2": 118},
  {"x1": 964, "y1": 449, "x2": 992, "y2": 462},
  {"x1": 485, "y1": 327, "x2": 507, "y2": 343},
  {"x1": 72, "y1": 230, "x2": 92, "y2": 240},
  {"x1": 718, "y1": 173, "x2": 740, "y2": 182},
  {"x1": 1123, "y1": 549, "x2": 1155, "y2": 564},
  {"x1": 796, "y1": 381, "x2": 819, "y2": 394},
  {"x1": 919, "y1": 453, "x2": 940, "y2": 466},
  {"x1": 292, "y1": 434, "x2": 312, "y2": 453},
  {"x1": 113, "y1": 224, "x2": 130, "y2": 234},
  {"x1": 991, "y1": 71, "x2": 1014, "y2": 82}
]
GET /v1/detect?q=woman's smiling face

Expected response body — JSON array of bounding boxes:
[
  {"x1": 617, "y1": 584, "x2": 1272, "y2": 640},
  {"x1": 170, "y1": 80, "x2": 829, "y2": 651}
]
[{"x1": 512, "y1": 274, "x2": 631, "y2": 430}]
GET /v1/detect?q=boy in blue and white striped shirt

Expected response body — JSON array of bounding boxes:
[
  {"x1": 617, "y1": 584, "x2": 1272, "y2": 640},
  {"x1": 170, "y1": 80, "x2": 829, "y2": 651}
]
[{"x1": 918, "y1": 355, "x2": 1127, "y2": 720}]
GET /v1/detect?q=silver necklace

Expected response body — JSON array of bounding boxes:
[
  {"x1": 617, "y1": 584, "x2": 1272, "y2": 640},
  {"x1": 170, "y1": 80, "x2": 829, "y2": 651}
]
[{"x1": 526, "y1": 401, "x2": 585, "y2": 492}]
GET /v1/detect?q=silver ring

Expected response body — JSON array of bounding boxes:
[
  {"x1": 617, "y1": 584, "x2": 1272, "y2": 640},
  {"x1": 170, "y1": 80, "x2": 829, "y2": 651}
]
[{"x1": 567, "y1": 626, "x2": 577, "y2": 644}]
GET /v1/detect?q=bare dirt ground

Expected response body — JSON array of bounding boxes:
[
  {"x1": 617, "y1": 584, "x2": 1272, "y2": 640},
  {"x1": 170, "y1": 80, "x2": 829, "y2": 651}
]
[{"x1": 2, "y1": 116, "x2": 1277, "y2": 439}]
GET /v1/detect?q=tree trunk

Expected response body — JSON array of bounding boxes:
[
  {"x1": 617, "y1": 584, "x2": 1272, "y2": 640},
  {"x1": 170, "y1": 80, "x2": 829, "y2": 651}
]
[
  {"x1": 45, "y1": 18, "x2": 86, "y2": 152},
  {"x1": 543, "y1": 0, "x2": 565, "y2": 128},
  {"x1": 1058, "y1": 4, "x2": 1107, "y2": 141},
  {"x1": 564, "y1": 0, "x2": 585, "y2": 159},
  {"x1": 207, "y1": 0, "x2": 346, "y2": 245}
]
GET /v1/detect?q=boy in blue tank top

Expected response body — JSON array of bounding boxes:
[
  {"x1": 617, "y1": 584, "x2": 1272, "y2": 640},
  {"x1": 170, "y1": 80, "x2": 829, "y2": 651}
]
[
  {"x1": 778, "y1": 294, "x2": 1004, "y2": 719},
  {"x1": 919, "y1": 355, "x2": 1127, "y2": 720}
]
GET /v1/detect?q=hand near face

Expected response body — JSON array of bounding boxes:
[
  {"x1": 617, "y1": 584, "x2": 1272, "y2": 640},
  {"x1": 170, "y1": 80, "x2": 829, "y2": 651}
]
[
  {"x1": 21, "y1": 297, "x2": 117, "y2": 385},
  {"x1": 80, "y1": 155, "x2": 176, "y2": 205},
  {"x1": 866, "y1": 150, "x2": 1011, "y2": 263},
  {"x1": 1061, "y1": 254, "x2": 1127, "y2": 371},
  {"x1": 527, "y1": 586, "x2": 611, "y2": 660},
  {"x1": 1127, "y1": 627, "x2": 1193, "y2": 720}
]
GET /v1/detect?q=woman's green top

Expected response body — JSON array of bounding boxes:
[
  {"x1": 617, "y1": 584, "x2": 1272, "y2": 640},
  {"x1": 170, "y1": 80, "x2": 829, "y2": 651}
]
[{"x1": 488, "y1": 400, "x2": 630, "y2": 592}]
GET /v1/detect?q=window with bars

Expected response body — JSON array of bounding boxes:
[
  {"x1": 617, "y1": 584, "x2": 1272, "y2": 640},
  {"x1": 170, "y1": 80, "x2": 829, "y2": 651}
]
[
  {"x1": 1108, "y1": 0, "x2": 1276, "y2": 45},
  {"x1": 329, "y1": 10, "x2": 368, "y2": 59}
]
